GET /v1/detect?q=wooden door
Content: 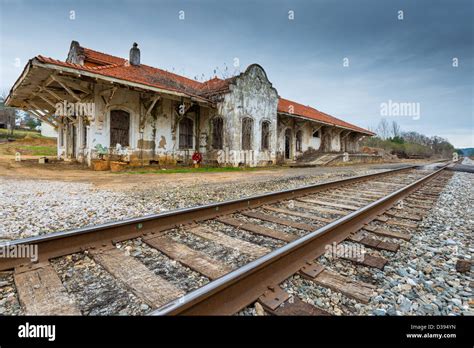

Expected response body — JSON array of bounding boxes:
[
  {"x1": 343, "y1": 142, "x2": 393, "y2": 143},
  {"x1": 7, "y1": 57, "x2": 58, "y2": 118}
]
[{"x1": 110, "y1": 110, "x2": 130, "y2": 147}]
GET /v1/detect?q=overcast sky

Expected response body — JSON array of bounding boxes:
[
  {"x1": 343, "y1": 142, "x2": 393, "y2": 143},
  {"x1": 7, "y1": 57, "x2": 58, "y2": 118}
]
[{"x1": 1, "y1": 0, "x2": 472, "y2": 147}]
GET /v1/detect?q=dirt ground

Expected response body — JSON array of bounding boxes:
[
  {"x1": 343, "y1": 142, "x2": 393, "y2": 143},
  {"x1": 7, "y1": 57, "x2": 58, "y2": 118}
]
[{"x1": 0, "y1": 156, "x2": 428, "y2": 191}]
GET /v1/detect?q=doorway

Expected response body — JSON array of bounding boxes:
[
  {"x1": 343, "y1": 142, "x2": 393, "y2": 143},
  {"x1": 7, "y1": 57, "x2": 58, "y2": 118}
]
[
  {"x1": 110, "y1": 110, "x2": 130, "y2": 148},
  {"x1": 65, "y1": 121, "x2": 77, "y2": 159},
  {"x1": 284, "y1": 129, "x2": 292, "y2": 159}
]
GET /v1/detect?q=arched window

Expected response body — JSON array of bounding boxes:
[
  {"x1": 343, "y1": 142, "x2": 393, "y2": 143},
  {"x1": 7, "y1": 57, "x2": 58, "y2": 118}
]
[
  {"x1": 211, "y1": 117, "x2": 223, "y2": 150},
  {"x1": 242, "y1": 118, "x2": 253, "y2": 150},
  {"x1": 110, "y1": 110, "x2": 130, "y2": 147},
  {"x1": 296, "y1": 130, "x2": 303, "y2": 152},
  {"x1": 261, "y1": 121, "x2": 270, "y2": 150},
  {"x1": 179, "y1": 117, "x2": 194, "y2": 149}
]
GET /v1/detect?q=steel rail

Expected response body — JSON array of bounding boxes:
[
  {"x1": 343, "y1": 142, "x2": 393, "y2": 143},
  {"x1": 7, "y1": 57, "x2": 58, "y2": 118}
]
[
  {"x1": 150, "y1": 165, "x2": 449, "y2": 315},
  {"x1": 0, "y1": 164, "x2": 420, "y2": 271}
]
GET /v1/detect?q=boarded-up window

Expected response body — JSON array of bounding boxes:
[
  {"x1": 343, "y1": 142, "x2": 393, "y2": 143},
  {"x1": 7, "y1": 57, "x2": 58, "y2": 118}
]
[
  {"x1": 179, "y1": 117, "x2": 194, "y2": 149},
  {"x1": 242, "y1": 118, "x2": 253, "y2": 150},
  {"x1": 296, "y1": 130, "x2": 303, "y2": 152},
  {"x1": 211, "y1": 117, "x2": 223, "y2": 149},
  {"x1": 110, "y1": 110, "x2": 130, "y2": 147},
  {"x1": 261, "y1": 121, "x2": 270, "y2": 150}
]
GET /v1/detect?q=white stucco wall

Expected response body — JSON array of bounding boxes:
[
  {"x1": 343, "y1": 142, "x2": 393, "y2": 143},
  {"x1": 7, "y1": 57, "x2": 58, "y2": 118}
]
[
  {"x1": 40, "y1": 122, "x2": 58, "y2": 138},
  {"x1": 216, "y1": 64, "x2": 279, "y2": 166}
]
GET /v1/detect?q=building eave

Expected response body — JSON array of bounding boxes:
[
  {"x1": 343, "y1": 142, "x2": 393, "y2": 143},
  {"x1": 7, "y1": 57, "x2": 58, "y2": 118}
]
[
  {"x1": 277, "y1": 111, "x2": 374, "y2": 136},
  {"x1": 32, "y1": 58, "x2": 214, "y2": 107}
]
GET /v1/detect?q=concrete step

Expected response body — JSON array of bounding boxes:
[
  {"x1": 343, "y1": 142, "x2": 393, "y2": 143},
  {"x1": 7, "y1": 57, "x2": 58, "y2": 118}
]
[{"x1": 291, "y1": 153, "x2": 341, "y2": 167}]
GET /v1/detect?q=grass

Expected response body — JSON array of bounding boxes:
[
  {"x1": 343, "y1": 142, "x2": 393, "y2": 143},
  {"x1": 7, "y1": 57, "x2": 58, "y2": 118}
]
[
  {"x1": 0, "y1": 130, "x2": 57, "y2": 156},
  {"x1": 12, "y1": 145, "x2": 57, "y2": 156},
  {"x1": 0, "y1": 128, "x2": 52, "y2": 139},
  {"x1": 120, "y1": 166, "x2": 279, "y2": 175}
]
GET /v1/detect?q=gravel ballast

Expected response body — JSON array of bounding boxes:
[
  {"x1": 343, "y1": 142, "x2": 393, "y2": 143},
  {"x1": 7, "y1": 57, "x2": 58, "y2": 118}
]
[
  {"x1": 50, "y1": 252, "x2": 148, "y2": 316},
  {"x1": 277, "y1": 172, "x2": 473, "y2": 316}
]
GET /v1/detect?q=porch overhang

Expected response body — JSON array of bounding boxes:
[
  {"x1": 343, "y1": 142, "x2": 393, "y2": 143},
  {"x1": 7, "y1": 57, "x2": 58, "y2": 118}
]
[
  {"x1": 277, "y1": 111, "x2": 373, "y2": 137},
  {"x1": 5, "y1": 57, "x2": 215, "y2": 128}
]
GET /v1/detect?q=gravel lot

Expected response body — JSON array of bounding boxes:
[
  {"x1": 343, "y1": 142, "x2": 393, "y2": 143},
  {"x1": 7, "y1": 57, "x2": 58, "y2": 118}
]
[{"x1": 0, "y1": 167, "x2": 390, "y2": 241}]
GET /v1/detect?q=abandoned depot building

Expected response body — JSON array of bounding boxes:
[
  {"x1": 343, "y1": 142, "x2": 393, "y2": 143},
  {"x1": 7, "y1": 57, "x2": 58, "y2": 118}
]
[{"x1": 6, "y1": 41, "x2": 375, "y2": 167}]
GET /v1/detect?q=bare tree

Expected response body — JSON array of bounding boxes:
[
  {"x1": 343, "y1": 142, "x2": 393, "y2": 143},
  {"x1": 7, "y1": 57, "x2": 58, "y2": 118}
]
[
  {"x1": 391, "y1": 120, "x2": 401, "y2": 138},
  {"x1": 376, "y1": 118, "x2": 390, "y2": 139},
  {"x1": 402, "y1": 131, "x2": 431, "y2": 146}
]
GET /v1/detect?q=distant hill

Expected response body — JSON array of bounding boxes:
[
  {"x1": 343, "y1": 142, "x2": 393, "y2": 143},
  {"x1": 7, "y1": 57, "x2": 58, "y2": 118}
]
[{"x1": 458, "y1": 148, "x2": 474, "y2": 156}]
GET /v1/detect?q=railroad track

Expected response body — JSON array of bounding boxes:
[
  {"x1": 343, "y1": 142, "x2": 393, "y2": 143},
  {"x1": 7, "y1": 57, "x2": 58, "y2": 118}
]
[{"x1": 0, "y1": 163, "x2": 454, "y2": 316}]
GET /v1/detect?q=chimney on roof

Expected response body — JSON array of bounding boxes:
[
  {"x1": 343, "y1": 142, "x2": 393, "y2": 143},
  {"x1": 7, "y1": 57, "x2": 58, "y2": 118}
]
[
  {"x1": 67, "y1": 40, "x2": 85, "y2": 65},
  {"x1": 129, "y1": 42, "x2": 140, "y2": 66}
]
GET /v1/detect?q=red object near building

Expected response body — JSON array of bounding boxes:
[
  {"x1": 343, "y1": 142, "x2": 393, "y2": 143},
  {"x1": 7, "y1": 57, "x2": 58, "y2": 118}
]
[{"x1": 192, "y1": 151, "x2": 202, "y2": 164}]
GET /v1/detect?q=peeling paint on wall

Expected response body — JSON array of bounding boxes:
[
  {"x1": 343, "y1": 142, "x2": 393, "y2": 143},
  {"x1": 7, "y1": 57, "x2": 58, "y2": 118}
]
[{"x1": 158, "y1": 136, "x2": 167, "y2": 149}]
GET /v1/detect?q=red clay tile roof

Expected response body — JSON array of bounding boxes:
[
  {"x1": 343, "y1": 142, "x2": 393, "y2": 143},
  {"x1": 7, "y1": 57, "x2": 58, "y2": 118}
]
[
  {"x1": 278, "y1": 98, "x2": 375, "y2": 135},
  {"x1": 82, "y1": 48, "x2": 207, "y2": 95},
  {"x1": 83, "y1": 48, "x2": 126, "y2": 66},
  {"x1": 199, "y1": 76, "x2": 236, "y2": 98},
  {"x1": 36, "y1": 45, "x2": 373, "y2": 135},
  {"x1": 37, "y1": 55, "x2": 208, "y2": 100}
]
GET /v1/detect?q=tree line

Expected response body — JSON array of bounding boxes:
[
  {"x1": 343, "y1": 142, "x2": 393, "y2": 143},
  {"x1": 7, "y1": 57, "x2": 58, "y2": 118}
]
[{"x1": 363, "y1": 119, "x2": 455, "y2": 158}]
